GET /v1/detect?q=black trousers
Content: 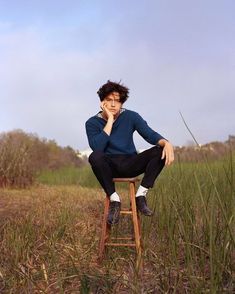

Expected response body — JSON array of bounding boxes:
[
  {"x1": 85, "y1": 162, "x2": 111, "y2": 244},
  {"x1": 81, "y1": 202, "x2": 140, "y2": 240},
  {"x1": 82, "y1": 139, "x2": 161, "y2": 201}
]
[{"x1": 88, "y1": 146, "x2": 165, "y2": 196}]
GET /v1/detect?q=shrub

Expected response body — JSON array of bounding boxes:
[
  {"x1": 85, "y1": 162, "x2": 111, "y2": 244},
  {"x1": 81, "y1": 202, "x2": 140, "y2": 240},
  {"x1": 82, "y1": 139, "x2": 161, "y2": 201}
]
[
  {"x1": 0, "y1": 130, "x2": 84, "y2": 188},
  {"x1": 0, "y1": 130, "x2": 36, "y2": 187}
]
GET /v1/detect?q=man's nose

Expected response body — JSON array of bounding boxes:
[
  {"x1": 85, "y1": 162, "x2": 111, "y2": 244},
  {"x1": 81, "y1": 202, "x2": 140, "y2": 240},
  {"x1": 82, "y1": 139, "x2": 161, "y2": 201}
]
[{"x1": 111, "y1": 100, "x2": 115, "y2": 106}]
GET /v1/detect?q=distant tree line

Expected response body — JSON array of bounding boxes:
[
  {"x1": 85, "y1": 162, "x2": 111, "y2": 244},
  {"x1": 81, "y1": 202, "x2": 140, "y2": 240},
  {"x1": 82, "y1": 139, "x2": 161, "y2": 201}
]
[
  {"x1": 1, "y1": 129, "x2": 234, "y2": 188},
  {"x1": 174, "y1": 135, "x2": 235, "y2": 162},
  {"x1": 0, "y1": 130, "x2": 85, "y2": 188}
]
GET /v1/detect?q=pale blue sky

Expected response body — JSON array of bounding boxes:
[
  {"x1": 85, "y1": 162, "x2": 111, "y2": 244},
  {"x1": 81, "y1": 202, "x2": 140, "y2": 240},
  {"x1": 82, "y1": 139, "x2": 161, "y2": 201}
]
[{"x1": 1, "y1": 0, "x2": 234, "y2": 150}]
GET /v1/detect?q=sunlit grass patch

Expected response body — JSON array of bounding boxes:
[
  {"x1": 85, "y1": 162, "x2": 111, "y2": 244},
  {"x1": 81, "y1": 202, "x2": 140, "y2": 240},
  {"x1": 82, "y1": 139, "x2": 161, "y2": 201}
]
[{"x1": 37, "y1": 165, "x2": 100, "y2": 188}]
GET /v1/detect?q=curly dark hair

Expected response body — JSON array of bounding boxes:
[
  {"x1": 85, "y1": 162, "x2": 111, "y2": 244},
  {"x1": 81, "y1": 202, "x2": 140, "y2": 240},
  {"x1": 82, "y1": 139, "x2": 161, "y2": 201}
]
[{"x1": 97, "y1": 80, "x2": 129, "y2": 103}]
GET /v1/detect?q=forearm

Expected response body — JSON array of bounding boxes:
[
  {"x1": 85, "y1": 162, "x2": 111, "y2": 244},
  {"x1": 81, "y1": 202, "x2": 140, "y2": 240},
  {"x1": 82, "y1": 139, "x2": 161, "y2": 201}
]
[
  {"x1": 86, "y1": 120, "x2": 110, "y2": 151},
  {"x1": 103, "y1": 117, "x2": 114, "y2": 135}
]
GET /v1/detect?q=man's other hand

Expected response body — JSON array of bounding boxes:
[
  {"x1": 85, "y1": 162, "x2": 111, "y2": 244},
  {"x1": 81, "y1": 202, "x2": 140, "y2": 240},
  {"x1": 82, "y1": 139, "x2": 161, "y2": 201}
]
[{"x1": 158, "y1": 139, "x2": 174, "y2": 166}]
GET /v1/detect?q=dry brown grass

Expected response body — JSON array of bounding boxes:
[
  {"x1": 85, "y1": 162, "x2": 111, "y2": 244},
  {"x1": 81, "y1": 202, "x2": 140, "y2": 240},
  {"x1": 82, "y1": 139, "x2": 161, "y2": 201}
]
[
  {"x1": 0, "y1": 186, "x2": 145, "y2": 293},
  {"x1": 0, "y1": 180, "x2": 234, "y2": 293}
]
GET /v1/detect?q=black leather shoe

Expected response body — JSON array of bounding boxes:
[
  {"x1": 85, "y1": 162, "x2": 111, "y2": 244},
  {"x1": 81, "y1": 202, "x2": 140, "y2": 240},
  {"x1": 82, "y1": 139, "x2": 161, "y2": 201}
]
[
  {"x1": 136, "y1": 196, "x2": 153, "y2": 216},
  {"x1": 107, "y1": 201, "x2": 121, "y2": 225}
]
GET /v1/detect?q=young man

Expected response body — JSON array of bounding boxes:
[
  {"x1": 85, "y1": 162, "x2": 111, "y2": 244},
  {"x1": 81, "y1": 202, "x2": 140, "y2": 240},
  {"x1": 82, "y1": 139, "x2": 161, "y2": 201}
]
[{"x1": 85, "y1": 80, "x2": 174, "y2": 225}]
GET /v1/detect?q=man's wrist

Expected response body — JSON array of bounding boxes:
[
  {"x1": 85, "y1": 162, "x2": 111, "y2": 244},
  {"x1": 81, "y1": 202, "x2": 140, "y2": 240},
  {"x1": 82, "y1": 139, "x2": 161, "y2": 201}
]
[
  {"x1": 107, "y1": 116, "x2": 114, "y2": 123},
  {"x1": 157, "y1": 139, "x2": 168, "y2": 147}
]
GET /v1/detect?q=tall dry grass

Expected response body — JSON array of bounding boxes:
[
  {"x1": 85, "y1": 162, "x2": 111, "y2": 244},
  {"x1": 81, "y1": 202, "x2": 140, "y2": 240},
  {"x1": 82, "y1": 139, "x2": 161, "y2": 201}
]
[
  {"x1": 145, "y1": 156, "x2": 234, "y2": 292},
  {"x1": 0, "y1": 151, "x2": 234, "y2": 292}
]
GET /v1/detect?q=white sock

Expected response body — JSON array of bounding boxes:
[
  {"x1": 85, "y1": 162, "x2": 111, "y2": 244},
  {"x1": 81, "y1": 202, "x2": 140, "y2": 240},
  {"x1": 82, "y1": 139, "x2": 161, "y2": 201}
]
[
  {"x1": 110, "y1": 192, "x2": 121, "y2": 202},
  {"x1": 136, "y1": 185, "x2": 148, "y2": 197}
]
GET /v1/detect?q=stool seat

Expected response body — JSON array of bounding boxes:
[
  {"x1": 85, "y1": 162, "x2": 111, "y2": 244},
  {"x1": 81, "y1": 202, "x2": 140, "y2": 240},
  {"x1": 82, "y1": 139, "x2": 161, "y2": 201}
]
[
  {"x1": 98, "y1": 177, "x2": 142, "y2": 263},
  {"x1": 112, "y1": 177, "x2": 140, "y2": 182}
]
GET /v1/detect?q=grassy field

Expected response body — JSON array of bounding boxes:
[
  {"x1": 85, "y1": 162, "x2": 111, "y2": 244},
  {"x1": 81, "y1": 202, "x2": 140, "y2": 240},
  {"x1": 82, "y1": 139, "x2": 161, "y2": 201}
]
[{"x1": 0, "y1": 155, "x2": 234, "y2": 293}]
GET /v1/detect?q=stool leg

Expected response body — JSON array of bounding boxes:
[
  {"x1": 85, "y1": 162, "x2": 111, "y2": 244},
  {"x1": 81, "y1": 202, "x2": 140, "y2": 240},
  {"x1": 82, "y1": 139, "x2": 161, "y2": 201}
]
[
  {"x1": 98, "y1": 196, "x2": 111, "y2": 262},
  {"x1": 130, "y1": 182, "x2": 141, "y2": 257}
]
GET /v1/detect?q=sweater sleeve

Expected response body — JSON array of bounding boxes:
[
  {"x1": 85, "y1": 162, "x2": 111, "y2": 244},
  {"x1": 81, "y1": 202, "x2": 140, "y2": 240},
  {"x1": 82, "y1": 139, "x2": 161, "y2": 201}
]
[
  {"x1": 85, "y1": 119, "x2": 110, "y2": 151},
  {"x1": 133, "y1": 112, "x2": 165, "y2": 145}
]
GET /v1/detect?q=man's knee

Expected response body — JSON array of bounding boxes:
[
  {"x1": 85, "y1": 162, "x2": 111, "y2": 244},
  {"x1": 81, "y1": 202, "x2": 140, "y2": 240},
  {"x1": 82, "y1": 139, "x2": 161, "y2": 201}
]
[
  {"x1": 88, "y1": 150, "x2": 107, "y2": 166},
  {"x1": 146, "y1": 146, "x2": 165, "y2": 166},
  {"x1": 147, "y1": 145, "x2": 163, "y2": 158}
]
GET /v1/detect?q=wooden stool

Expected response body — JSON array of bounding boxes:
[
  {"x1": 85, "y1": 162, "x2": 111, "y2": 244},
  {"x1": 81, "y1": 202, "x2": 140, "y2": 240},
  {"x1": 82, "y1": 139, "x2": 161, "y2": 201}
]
[{"x1": 98, "y1": 177, "x2": 142, "y2": 263}]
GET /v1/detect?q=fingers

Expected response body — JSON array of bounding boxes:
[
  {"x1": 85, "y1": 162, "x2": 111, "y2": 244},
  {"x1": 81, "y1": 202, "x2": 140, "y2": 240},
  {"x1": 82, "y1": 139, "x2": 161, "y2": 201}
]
[
  {"x1": 165, "y1": 152, "x2": 170, "y2": 166},
  {"x1": 100, "y1": 101, "x2": 106, "y2": 110},
  {"x1": 166, "y1": 154, "x2": 174, "y2": 166},
  {"x1": 162, "y1": 146, "x2": 174, "y2": 166},
  {"x1": 161, "y1": 148, "x2": 165, "y2": 160},
  {"x1": 100, "y1": 102, "x2": 114, "y2": 120}
]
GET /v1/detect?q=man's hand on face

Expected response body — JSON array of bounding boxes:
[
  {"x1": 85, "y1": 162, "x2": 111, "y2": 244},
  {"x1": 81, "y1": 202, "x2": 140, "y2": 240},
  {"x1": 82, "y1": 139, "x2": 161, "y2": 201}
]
[{"x1": 100, "y1": 101, "x2": 114, "y2": 120}]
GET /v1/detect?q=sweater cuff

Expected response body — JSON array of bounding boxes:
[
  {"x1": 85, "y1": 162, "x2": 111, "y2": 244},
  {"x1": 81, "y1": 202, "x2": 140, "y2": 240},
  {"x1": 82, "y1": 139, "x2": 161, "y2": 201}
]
[
  {"x1": 101, "y1": 130, "x2": 110, "y2": 139},
  {"x1": 154, "y1": 133, "x2": 166, "y2": 144}
]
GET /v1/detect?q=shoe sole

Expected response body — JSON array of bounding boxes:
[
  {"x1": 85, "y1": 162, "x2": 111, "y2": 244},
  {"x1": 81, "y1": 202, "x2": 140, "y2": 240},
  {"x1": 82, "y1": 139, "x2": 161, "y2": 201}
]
[{"x1": 138, "y1": 210, "x2": 153, "y2": 216}]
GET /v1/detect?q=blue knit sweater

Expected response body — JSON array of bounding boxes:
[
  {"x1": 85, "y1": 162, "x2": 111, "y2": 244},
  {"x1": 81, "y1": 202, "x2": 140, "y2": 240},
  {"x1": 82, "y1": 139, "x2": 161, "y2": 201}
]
[{"x1": 85, "y1": 109, "x2": 165, "y2": 155}]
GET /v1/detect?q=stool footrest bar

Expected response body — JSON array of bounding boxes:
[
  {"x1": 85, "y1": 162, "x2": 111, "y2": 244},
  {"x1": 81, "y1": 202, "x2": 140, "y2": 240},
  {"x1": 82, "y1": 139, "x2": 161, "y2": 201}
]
[
  {"x1": 105, "y1": 243, "x2": 136, "y2": 247},
  {"x1": 120, "y1": 210, "x2": 132, "y2": 215}
]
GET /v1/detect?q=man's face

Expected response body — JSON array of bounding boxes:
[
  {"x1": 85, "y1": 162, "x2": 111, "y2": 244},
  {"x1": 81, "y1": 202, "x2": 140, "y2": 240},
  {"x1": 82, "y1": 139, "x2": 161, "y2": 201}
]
[{"x1": 103, "y1": 91, "x2": 122, "y2": 116}]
